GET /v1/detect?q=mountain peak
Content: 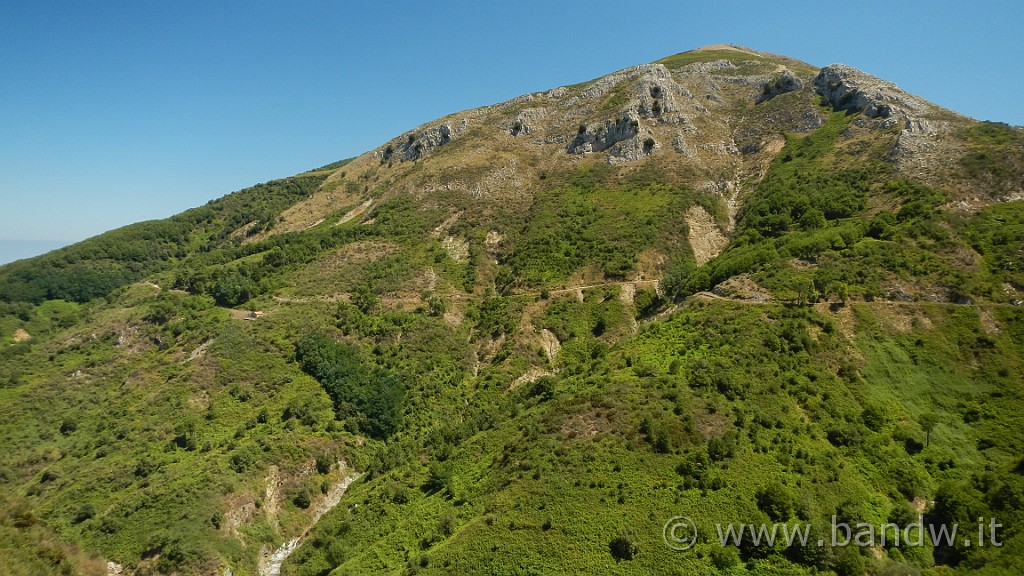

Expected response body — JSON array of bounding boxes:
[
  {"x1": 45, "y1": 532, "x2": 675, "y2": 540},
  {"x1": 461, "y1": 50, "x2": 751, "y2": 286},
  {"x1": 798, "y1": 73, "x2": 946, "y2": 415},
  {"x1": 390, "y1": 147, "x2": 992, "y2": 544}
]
[
  {"x1": 257, "y1": 45, "x2": 1012, "y2": 238},
  {"x1": 657, "y1": 44, "x2": 816, "y2": 73},
  {"x1": 690, "y1": 43, "x2": 763, "y2": 55}
]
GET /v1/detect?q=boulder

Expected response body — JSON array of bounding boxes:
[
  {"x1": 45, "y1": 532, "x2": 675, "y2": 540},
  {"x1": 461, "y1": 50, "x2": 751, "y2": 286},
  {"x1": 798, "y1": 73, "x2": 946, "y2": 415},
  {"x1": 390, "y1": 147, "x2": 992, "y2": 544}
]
[{"x1": 758, "y1": 70, "x2": 804, "y2": 103}]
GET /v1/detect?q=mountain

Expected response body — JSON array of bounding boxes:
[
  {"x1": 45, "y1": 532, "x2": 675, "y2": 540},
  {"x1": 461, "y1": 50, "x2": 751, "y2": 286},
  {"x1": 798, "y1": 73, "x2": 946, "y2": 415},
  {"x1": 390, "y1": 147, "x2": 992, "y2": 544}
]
[{"x1": 1, "y1": 45, "x2": 1023, "y2": 576}]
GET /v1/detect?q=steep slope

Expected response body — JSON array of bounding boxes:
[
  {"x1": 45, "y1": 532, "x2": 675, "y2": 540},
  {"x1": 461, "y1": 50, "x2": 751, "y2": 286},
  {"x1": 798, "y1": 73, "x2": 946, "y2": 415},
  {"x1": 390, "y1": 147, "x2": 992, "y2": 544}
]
[{"x1": 1, "y1": 46, "x2": 1023, "y2": 576}]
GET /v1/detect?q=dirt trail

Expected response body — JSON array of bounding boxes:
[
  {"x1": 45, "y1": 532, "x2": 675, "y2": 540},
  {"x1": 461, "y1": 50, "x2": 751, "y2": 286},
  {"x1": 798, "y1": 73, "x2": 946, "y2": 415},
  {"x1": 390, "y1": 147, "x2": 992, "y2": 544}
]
[
  {"x1": 336, "y1": 197, "x2": 374, "y2": 226},
  {"x1": 271, "y1": 279, "x2": 1019, "y2": 312},
  {"x1": 272, "y1": 280, "x2": 662, "y2": 305}
]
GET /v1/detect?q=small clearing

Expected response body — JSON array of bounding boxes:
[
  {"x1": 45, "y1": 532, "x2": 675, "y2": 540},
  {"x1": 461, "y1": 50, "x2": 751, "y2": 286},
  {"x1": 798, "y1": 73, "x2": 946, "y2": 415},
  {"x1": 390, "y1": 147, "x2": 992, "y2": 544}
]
[
  {"x1": 431, "y1": 210, "x2": 463, "y2": 237},
  {"x1": 184, "y1": 339, "x2": 214, "y2": 363},
  {"x1": 539, "y1": 329, "x2": 561, "y2": 361},
  {"x1": 511, "y1": 367, "x2": 552, "y2": 390},
  {"x1": 686, "y1": 205, "x2": 729, "y2": 266},
  {"x1": 619, "y1": 282, "x2": 635, "y2": 304},
  {"x1": 442, "y1": 236, "x2": 469, "y2": 263}
]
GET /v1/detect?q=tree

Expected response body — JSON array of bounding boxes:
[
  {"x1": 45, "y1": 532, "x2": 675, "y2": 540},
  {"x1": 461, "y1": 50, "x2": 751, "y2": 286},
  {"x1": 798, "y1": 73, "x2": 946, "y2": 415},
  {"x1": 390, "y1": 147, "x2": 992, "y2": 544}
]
[
  {"x1": 660, "y1": 261, "x2": 696, "y2": 301},
  {"x1": 609, "y1": 529, "x2": 638, "y2": 561},
  {"x1": 73, "y1": 503, "x2": 96, "y2": 524},
  {"x1": 293, "y1": 487, "x2": 312, "y2": 509},
  {"x1": 475, "y1": 292, "x2": 515, "y2": 337},
  {"x1": 423, "y1": 462, "x2": 453, "y2": 497},
  {"x1": 835, "y1": 282, "x2": 850, "y2": 304},
  {"x1": 708, "y1": 430, "x2": 738, "y2": 461},
  {"x1": 756, "y1": 482, "x2": 795, "y2": 522},
  {"x1": 861, "y1": 405, "x2": 887, "y2": 432},
  {"x1": 427, "y1": 295, "x2": 447, "y2": 317},
  {"x1": 352, "y1": 284, "x2": 381, "y2": 315},
  {"x1": 799, "y1": 207, "x2": 827, "y2": 230},
  {"x1": 928, "y1": 480, "x2": 989, "y2": 566},
  {"x1": 919, "y1": 413, "x2": 939, "y2": 447},
  {"x1": 795, "y1": 278, "x2": 817, "y2": 306},
  {"x1": 146, "y1": 298, "x2": 177, "y2": 324}
]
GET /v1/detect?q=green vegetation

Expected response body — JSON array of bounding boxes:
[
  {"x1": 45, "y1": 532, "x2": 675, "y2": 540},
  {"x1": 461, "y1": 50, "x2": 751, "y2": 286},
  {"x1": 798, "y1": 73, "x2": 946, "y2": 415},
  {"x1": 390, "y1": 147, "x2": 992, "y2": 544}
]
[
  {"x1": 1, "y1": 55, "x2": 1023, "y2": 576},
  {"x1": 658, "y1": 49, "x2": 774, "y2": 70},
  {"x1": 662, "y1": 110, "x2": 1023, "y2": 306},
  {"x1": 500, "y1": 165, "x2": 704, "y2": 289},
  {"x1": 657, "y1": 48, "x2": 817, "y2": 76},
  {"x1": 296, "y1": 332, "x2": 404, "y2": 439},
  {"x1": 0, "y1": 174, "x2": 328, "y2": 304},
  {"x1": 958, "y1": 121, "x2": 1024, "y2": 195},
  {"x1": 740, "y1": 111, "x2": 870, "y2": 237},
  {"x1": 283, "y1": 301, "x2": 1024, "y2": 575}
]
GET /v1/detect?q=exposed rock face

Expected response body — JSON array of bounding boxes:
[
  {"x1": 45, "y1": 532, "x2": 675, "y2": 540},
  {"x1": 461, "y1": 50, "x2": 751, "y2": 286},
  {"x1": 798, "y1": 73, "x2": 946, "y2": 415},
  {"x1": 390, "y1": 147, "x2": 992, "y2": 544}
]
[
  {"x1": 813, "y1": 64, "x2": 933, "y2": 119},
  {"x1": 568, "y1": 113, "x2": 658, "y2": 162},
  {"x1": 565, "y1": 64, "x2": 676, "y2": 104},
  {"x1": 815, "y1": 65, "x2": 897, "y2": 118},
  {"x1": 813, "y1": 64, "x2": 970, "y2": 183},
  {"x1": 381, "y1": 123, "x2": 455, "y2": 162},
  {"x1": 510, "y1": 108, "x2": 546, "y2": 136},
  {"x1": 686, "y1": 205, "x2": 729, "y2": 265},
  {"x1": 758, "y1": 70, "x2": 803, "y2": 103},
  {"x1": 630, "y1": 65, "x2": 693, "y2": 119},
  {"x1": 609, "y1": 133, "x2": 659, "y2": 163},
  {"x1": 557, "y1": 64, "x2": 694, "y2": 125},
  {"x1": 568, "y1": 114, "x2": 640, "y2": 154},
  {"x1": 273, "y1": 47, "x2": 995, "y2": 237},
  {"x1": 683, "y1": 59, "x2": 737, "y2": 74}
]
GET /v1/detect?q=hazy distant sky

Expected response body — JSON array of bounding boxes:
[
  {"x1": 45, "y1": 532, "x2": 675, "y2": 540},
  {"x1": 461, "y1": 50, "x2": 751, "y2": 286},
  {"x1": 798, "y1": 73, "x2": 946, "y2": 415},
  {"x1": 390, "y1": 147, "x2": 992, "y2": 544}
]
[{"x1": 1, "y1": 0, "x2": 1021, "y2": 264}]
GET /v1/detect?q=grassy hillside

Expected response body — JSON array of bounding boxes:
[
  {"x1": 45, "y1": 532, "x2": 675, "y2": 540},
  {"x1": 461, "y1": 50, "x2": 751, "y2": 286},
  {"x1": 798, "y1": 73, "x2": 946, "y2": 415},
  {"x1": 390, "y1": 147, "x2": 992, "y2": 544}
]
[
  {"x1": 1, "y1": 48, "x2": 1023, "y2": 576},
  {"x1": 0, "y1": 169, "x2": 338, "y2": 305}
]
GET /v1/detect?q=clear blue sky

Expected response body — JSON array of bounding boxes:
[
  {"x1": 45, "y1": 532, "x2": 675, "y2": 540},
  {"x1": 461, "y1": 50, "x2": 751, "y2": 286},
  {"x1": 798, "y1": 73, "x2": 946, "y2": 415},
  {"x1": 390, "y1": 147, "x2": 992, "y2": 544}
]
[{"x1": 1, "y1": 0, "x2": 1021, "y2": 264}]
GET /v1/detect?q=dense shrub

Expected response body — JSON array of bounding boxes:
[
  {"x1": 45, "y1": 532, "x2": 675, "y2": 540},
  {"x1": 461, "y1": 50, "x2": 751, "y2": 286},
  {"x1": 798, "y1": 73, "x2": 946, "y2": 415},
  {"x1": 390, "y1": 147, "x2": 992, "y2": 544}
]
[
  {"x1": 295, "y1": 332, "x2": 404, "y2": 439},
  {"x1": 755, "y1": 482, "x2": 795, "y2": 521},
  {"x1": 609, "y1": 529, "x2": 638, "y2": 560}
]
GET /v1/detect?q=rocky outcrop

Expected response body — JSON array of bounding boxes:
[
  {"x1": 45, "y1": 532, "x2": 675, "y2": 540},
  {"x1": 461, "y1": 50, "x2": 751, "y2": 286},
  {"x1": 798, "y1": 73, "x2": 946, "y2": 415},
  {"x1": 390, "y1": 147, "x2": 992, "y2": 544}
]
[
  {"x1": 814, "y1": 64, "x2": 968, "y2": 179},
  {"x1": 814, "y1": 64, "x2": 927, "y2": 119},
  {"x1": 381, "y1": 124, "x2": 455, "y2": 162},
  {"x1": 574, "y1": 64, "x2": 675, "y2": 102},
  {"x1": 609, "y1": 133, "x2": 660, "y2": 164},
  {"x1": 568, "y1": 114, "x2": 640, "y2": 154},
  {"x1": 559, "y1": 64, "x2": 693, "y2": 118},
  {"x1": 509, "y1": 108, "x2": 546, "y2": 136},
  {"x1": 681, "y1": 59, "x2": 737, "y2": 74},
  {"x1": 567, "y1": 113, "x2": 658, "y2": 162},
  {"x1": 686, "y1": 205, "x2": 729, "y2": 265},
  {"x1": 758, "y1": 70, "x2": 803, "y2": 103},
  {"x1": 278, "y1": 50, "x2": 984, "y2": 241},
  {"x1": 631, "y1": 65, "x2": 693, "y2": 119}
]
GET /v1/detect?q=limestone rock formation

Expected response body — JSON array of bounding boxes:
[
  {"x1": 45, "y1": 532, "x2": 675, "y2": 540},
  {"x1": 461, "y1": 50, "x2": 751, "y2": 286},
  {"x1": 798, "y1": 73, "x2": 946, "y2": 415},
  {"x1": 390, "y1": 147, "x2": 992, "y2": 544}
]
[
  {"x1": 380, "y1": 123, "x2": 456, "y2": 163},
  {"x1": 567, "y1": 113, "x2": 658, "y2": 163},
  {"x1": 758, "y1": 70, "x2": 804, "y2": 103},
  {"x1": 567, "y1": 114, "x2": 641, "y2": 154}
]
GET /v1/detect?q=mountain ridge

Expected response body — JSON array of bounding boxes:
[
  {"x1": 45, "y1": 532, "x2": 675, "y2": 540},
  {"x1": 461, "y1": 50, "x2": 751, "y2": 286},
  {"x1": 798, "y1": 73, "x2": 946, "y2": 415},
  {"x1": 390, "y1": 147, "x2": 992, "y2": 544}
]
[{"x1": 2, "y1": 45, "x2": 1020, "y2": 281}]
